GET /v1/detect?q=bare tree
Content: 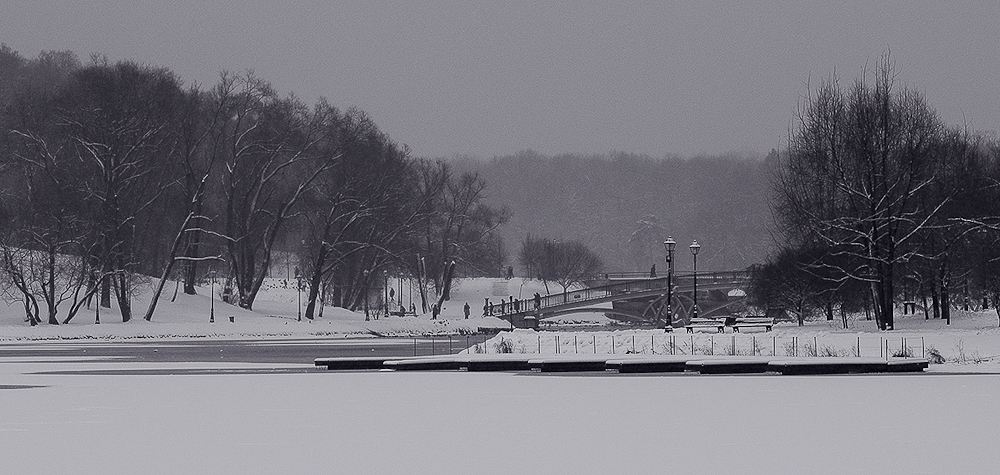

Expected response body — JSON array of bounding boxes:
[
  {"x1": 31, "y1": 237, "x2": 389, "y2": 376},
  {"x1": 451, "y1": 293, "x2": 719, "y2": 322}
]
[
  {"x1": 519, "y1": 237, "x2": 602, "y2": 294},
  {"x1": 55, "y1": 59, "x2": 184, "y2": 322},
  {"x1": 216, "y1": 72, "x2": 336, "y2": 310},
  {"x1": 774, "y1": 55, "x2": 948, "y2": 330},
  {"x1": 418, "y1": 163, "x2": 509, "y2": 295}
]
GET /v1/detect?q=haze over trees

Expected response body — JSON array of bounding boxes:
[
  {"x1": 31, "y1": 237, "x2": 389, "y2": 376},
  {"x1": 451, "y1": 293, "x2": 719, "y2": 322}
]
[
  {"x1": 757, "y1": 55, "x2": 1000, "y2": 330},
  {"x1": 0, "y1": 45, "x2": 507, "y2": 325},
  {"x1": 450, "y1": 150, "x2": 772, "y2": 274}
]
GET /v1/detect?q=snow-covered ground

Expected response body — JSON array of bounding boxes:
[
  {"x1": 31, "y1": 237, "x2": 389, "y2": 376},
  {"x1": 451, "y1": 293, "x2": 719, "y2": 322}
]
[
  {"x1": 5, "y1": 277, "x2": 1000, "y2": 473},
  {"x1": 3, "y1": 358, "x2": 999, "y2": 474},
  {"x1": 5, "y1": 276, "x2": 1000, "y2": 368},
  {"x1": 0, "y1": 277, "x2": 551, "y2": 340}
]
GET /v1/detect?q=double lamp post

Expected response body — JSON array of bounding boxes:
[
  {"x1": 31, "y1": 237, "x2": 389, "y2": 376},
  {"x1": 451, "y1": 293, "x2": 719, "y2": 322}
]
[{"x1": 662, "y1": 238, "x2": 700, "y2": 329}]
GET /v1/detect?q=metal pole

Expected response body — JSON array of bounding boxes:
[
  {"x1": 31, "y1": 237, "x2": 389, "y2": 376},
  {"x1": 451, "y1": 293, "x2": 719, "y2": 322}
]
[
  {"x1": 210, "y1": 271, "x2": 215, "y2": 323},
  {"x1": 664, "y1": 238, "x2": 675, "y2": 330},
  {"x1": 692, "y1": 252, "x2": 699, "y2": 320},
  {"x1": 690, "y1": 240, "x2": 700, "y2": 320}
]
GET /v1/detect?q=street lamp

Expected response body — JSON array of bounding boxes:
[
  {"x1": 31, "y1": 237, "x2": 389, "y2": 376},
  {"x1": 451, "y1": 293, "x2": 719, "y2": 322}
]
[
  {"x1": 295, "y1": 267, "x2": 301, "y2": 321},
  {"x1": 690, "y1": 240, "x2": 701, "y2": 320},
  {"x1": 663, "y1": 237, "x2": 676, "y2": 329},
  {"x1": 210, "y1": 269, "x2": 216, "y2": 323}
]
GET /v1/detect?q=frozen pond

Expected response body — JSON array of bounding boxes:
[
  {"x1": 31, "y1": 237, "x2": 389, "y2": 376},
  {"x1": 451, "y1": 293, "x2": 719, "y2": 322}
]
[{"x1": 2, "y1": 356, "x2": 999, "y2": 474}]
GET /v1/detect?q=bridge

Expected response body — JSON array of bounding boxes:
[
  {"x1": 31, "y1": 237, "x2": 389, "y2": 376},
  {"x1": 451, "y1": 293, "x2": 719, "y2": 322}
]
[{"x1": 488, "y1": 270, "x2": 750, "y2": 328}]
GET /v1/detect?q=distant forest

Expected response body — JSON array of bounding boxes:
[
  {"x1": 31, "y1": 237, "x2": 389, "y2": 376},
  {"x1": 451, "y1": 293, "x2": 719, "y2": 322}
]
[{"x1": 451, "y1": 150, "x2": 774, "y2": 274}]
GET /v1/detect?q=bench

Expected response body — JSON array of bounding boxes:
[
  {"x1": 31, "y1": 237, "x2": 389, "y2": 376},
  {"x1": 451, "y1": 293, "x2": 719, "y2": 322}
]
[
  {"x1": 731, "y1": 317, "x2": 774, "y2": 332},
  {"x1": 685, "y1": 318, "x2": 725, "y2": 333}
]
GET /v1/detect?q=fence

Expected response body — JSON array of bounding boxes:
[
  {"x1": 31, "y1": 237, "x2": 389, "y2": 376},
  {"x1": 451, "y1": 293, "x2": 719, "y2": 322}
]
[
  {"x1": 461, "y1": 333, "x2": 926, "y2": 359},
  {"x1": 410, "y1": 334, "x2": 494, "y2": 357}
]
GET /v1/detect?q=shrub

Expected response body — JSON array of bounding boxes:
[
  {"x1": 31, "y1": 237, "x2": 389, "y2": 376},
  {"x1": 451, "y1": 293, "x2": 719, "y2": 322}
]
[
  {"x1": 891, "y1": 346, "x2": 913, "y2": 358},
  {"x1": 925, "y1": 346, "x2": 945, "y2": 364},
  {"x1": 494, "y1": 337, "x2": 514, "y2": 354}
]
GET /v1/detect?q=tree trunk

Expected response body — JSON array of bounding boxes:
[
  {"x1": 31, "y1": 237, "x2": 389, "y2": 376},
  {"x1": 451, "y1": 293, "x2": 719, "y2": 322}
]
[
  {"x1": 182, "y1": 204, "x2": 203, "y2": 295},
  {"x1": 931, "y1": 278, "x2": 941, "y2": 319},
  {"x1": 115, "y1": 272, "x2": 131, "y2": 322},
  {"x1": 101, "y1": 273, "x2": 112, "y2": 308},
  {"x1": 46, "y1": 247, "x2": 58, "y2": 325},
  {"x1": 417, "y1": 256, "x2": 428, "y2": 313},
  {"x1": 144, "y1": 210, "x2": 199, "y2": 321},
  {"x1": 304, "y1": 248, "x2": 327, "y2": 320},
  {"x1": 941, "y1": 281, "x2": 951, "y2": 325},
  {"x1": 919, "y1": 278, "x2": 930, "y2": 319},
  {"x1": 879, "y1": 260, "x2": 895, "y2": 330}
]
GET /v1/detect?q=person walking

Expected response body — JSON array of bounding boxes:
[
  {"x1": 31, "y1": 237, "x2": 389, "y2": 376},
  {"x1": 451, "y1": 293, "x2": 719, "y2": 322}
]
[{"x1": 463, "y1": 302, "x2": 470, "y2": 319}]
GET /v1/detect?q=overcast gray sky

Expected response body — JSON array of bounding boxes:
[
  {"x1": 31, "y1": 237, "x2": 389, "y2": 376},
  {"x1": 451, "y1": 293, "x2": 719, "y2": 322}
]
[{"x1": 3, "y1": 1, "x2": 998, "y2": 159}]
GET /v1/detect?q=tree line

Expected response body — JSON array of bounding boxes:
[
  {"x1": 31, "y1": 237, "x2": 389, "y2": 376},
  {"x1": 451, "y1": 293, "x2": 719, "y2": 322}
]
[
  {"x1": 751, "y1": 55, "x2": 1000, "y2": 330},
  {"x1": 0, "y1": 45, "x2": 508, "y2": 325}
]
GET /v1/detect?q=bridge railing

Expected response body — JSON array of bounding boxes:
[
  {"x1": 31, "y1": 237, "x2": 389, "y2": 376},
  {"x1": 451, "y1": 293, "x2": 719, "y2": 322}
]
[
  {"x1": 487, "y1": 270, "x2": 748, "y2": 317},
  {"x1": 594, "y1": 270, "x2": 749, "y2": 283}
]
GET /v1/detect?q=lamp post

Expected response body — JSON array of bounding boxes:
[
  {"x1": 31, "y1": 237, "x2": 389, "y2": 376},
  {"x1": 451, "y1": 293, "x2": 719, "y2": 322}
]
[
  {"x1": 210, "y1": 269, "x2": 216, "y2": 323},
  {"x1": 664, "y1": 237, "x2": 676, "y2": 329},
  {"x1": 295, "y1": 267, "x2": 301, "y2": 321},
  {"x1": 383, "y1": 270, "x2": 389, "y2": 318},
  {"x1": 690, "y1": 240, "x2": 701, "y2": 320}
]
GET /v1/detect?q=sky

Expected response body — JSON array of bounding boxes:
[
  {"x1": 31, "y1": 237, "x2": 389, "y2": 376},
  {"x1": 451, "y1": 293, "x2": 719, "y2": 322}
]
[{"x1": 2, "y1": 1, "x2": 998, "y2": 159}]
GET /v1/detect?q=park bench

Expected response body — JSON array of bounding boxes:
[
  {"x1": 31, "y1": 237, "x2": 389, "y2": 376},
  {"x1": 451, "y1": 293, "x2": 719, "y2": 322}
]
[
  {"x1": 731, "y1": 317, "x2": 774, "y2": 332},
  {"x1": 685, "y1": 317, "x2": 726, "y2": 333}
]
